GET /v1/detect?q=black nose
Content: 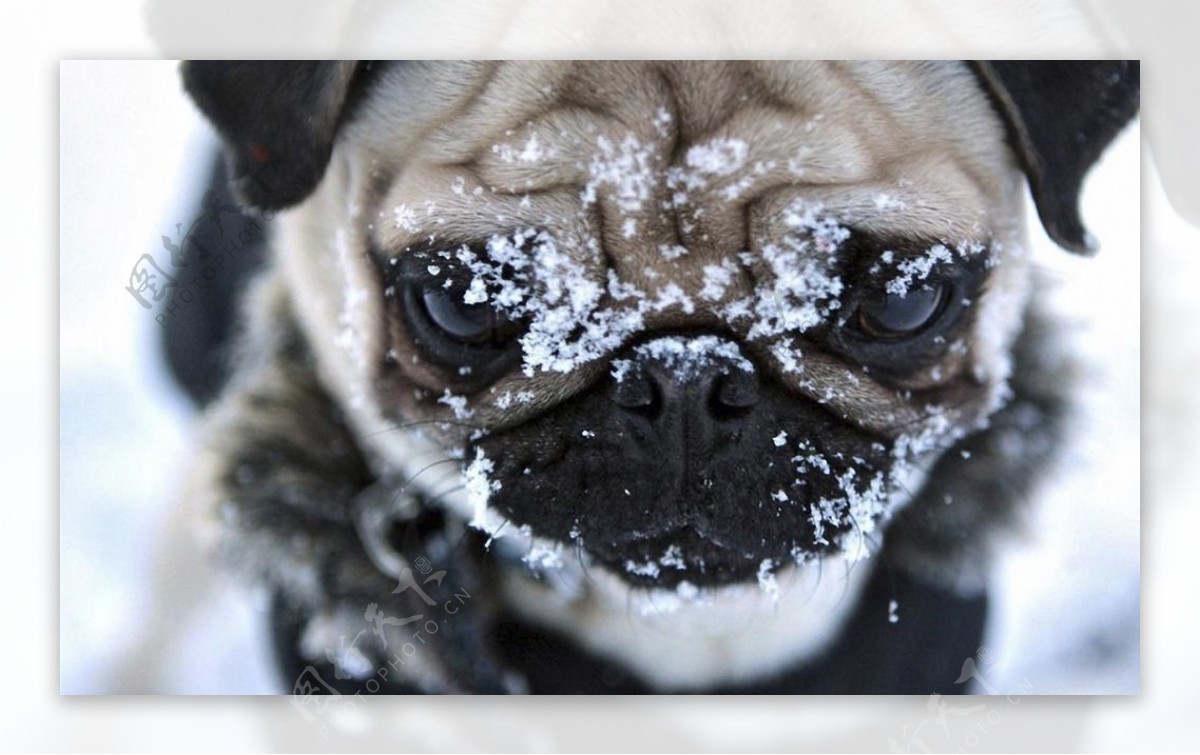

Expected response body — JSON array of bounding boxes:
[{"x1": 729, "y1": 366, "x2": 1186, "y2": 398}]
[{"x1": 611, "y1": 338, "x2": 760, "y2": 427}]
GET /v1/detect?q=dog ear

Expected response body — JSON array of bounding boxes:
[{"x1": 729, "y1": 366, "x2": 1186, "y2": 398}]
[
  {"x1": 970, "y1": 61, "x2": 1139, "y2": 254},
  {"x1": 181, "y1": 61, "x2": 363, "y2": 210}
]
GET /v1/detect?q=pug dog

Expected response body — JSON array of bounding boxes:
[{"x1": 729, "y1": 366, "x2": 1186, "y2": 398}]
[{"x1": 173, "y1": 61, "x2": 1138, "y2": 694}]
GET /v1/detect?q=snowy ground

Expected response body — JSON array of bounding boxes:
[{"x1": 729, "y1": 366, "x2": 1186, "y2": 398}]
[{"x1": 60, "y1": 61, "x2": 1140, "y2": 697}]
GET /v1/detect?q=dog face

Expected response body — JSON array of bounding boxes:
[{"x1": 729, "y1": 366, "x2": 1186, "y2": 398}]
[
  {"x1": 184, "y1": 60, "x2": 1137, "y2": 599},
  {"x1": 350, "y1": 61, "x2": 1027, "y2": 591}
]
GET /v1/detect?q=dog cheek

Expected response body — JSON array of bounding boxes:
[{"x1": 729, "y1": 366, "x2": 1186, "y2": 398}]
[
  {"x1": 968, "y1": 253, "x2": 1033, "y2": 404},
  {"x1": 272, "y1": 169, "x2": 398, "y2": 440}
]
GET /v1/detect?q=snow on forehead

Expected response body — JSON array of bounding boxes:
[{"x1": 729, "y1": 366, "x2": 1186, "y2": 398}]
[
  {"x1": 581, "y1": 134, "x2": 655, "y2": 215},
  {"x1": 445, "y1": 201, "x2": 848, "y2": 379},
  {"x1": 884, "y1": 240, "x2": 987, "y2": 298}
]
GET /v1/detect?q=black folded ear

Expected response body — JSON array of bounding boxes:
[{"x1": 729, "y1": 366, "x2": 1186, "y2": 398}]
[
  {"x1": 970, "y1": 61, "x2": 1139, "y2": 254},
  {"x1": 181, "y1": 61, "x2": 362, "y2": 210}
]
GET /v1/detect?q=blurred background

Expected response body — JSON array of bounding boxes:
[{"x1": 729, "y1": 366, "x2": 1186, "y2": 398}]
[
  {"x1": 17, "y1": 0, "x2": 1200, "y2": 750},
  {"x1": 60, "y1": 61, "x2": 277, "y2": 695}
]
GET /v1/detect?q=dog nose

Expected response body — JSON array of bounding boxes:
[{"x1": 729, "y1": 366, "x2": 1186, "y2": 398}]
[{"x1": 611, "y1": 337, "x2": 759, "y2": 424}]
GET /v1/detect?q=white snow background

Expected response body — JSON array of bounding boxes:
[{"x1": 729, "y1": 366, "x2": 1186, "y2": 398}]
[{"x1": 60, "y1": 61, "x2": 1140, "y2": 695}]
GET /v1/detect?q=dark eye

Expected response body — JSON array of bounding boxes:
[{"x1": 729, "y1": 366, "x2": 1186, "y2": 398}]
[
  {"x1": 423, "y1": 289, "x2": 497, "y2": 344},
  {"x1": 383, "y1": 244, "x2": 527, "y2": 384},
  {"x1": 420, "y1": 287, "x2": 519, "y2": 346},
  {"x1": 855, "y1": 283, "x2": 948, "y2": 339}
]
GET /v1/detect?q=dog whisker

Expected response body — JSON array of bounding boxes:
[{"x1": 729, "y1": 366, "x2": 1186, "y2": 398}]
[
  {"x1": 389, "y1": 457, "x2": 461, "y2": 501},
  {"x1": 421, "y1": 483, "x2": 467, "y2": 513}
]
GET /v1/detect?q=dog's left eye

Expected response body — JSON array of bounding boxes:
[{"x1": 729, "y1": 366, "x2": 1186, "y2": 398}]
[{"x1": 854, "y1": 283, "x2": 948, "y2": 339}]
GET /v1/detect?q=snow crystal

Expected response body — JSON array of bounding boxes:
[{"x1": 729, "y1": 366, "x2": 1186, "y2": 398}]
[
  {"x1": 652, "y1": 106, "x2": 672, "y2": 134},
  {"x1": 631, "y1": 335, "x2": 754, "y2": 378},
  {"x1": 757, "y1": 559, "x2": 781, "y2": 602},
  {"x1": 625, "y1": 559, "x2": 661, "y2": 578},
  {"x1": 606, "y1": 270, "x2": 642, "y2": 301},
  {"x1": 838, "y1": 527, "x2": 871, "y2": 562},
  {"x1": 888, "y1": 599, "x2": 900, "y2": 624},
  {"x1": 772, "y1": 431, "x2": 788, "y2": 447},
  {"x1": 582, "y1": 134, "x2": 655, "y2": 215},
  {"x1": 650, "y1": 282, "x2": 695, "y2": 314},
  {"x1": 665, "y1": 137, "x2": 749, "y2": 199},
  {"x1": 786, "y1": 145, "x2": 814, "y2": 176},
  {"x1": 659, "y1": 244, "x2": 689, "y2": 261},
  {"x1": 769, "y1": 341, "x2": 804, "y2": 374},
  {"x1": 800, "y1": 453, "x2": 831, "y2": 476},
  {"x1": 884, "y1": 240, "x2": 986, "y2": 297},
  {"x1": 728, "y1": 158, "x2": 775, "y2": 201},
  {"x1": 659, "y1": 545, "x2": 686, "y2": 570},
  {"x1": 699, "y1": 260, "x2": 737, "y2": 302},
  {"x1": 523, "y1": 540, "x2": 565, "y2": 571},
  {"x1": 885, "y1": 243, "x2": 952, "y2": 297},
  {"x1": 687, "y1": 137, "x2": 748, "y2": 177},
  {"x1": 393, "y1": 203, "x2": 419, "y2": 232},
  {"x1": 492, "y1": 389, "x2": 536, "y2": 410},
  {"x1": 493, "y1": 131, "x2": 549, "y2": 164},
  {"x1": 838, "y1": 467, "x2": 888, "y2": 537},
  {"x1": 808, "y1": 504, "x2": 829, "y2": 546},
  {"x1": 464, "y1": 448, "x2": 505, "y2": 540},
  {"x1": 892, "y1": 408, "x2": 958, "y2": 462},
  {"x1": 609, "y1": 359, "x2": 633, "y2": 384},
  {"x1": 873, "y1": 193, "x2": 907, "y2": 212},
  {"x1": 437, "y1": 390, "x2": 473, "y2": 420}
]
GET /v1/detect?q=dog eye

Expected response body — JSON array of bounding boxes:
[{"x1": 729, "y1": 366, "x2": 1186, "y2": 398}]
[
  {"x1": 420, "y1": 287, "x2": 518, "y2": 346},
  {"x1": 855, "y1": 283, "x2": 948, "y2": 339}
]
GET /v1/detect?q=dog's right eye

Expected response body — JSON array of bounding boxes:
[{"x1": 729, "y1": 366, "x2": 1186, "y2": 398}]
[
  {"x1": 386, "y1": 249, "x2": 527, "y2": 382},
  {"x1": 419, "y1": 287, "x2": 521, "y2": 346},
  {"x1": 400, "y1": 279, "x2": 525, "y2": 375}
]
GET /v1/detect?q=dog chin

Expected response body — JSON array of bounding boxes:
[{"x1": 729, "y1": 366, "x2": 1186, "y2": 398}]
[{"x1": 479, "y1": 511, "x2": 877, "y2": 690}]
